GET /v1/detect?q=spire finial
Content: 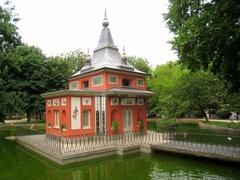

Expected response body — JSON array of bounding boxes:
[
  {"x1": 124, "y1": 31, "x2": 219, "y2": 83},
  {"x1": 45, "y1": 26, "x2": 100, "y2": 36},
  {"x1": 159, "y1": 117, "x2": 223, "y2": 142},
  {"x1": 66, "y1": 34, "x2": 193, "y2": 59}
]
[
  {"x1": 121, "y1": 45, "x2": 127, "y2": 63},
  {"x1": 102, "y1": 8, "x2": 109, "y2": 27},
  {"x1": 123, "y1": 46, "x2": 126, "y2": 54},
  {"x1": 85, "y1": 48, "x2": 91, "y2": 65}
]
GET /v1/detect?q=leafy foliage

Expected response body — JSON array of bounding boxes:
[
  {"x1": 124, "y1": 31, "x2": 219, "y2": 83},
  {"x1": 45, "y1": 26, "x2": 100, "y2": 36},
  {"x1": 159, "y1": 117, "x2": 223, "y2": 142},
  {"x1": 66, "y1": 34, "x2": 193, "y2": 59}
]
[
  {"x1": 46, "y1": 50, "x2": 85, "y2": 91},
  {"x1": 165, "y1": 0, "x2": 240, "y2": 91},
  {"x1": 0, "y1": 5, "x2": 21, "y2": 122},
  {"x1": 216, "y1": 109, "x2": 231, "y2": 120},
  {"x1": 148, "y1": 62, "x2": 226, "y2": 120},
  {"x1": 148, "y1": 61, "x2": 189, "y2": 116},
  {"x1": 127, "y1": 56, "x2": 151, "y2": 74}
]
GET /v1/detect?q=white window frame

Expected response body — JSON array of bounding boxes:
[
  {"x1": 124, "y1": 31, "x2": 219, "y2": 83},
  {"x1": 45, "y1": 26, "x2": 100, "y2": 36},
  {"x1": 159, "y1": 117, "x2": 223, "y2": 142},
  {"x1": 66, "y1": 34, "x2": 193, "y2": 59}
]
[
  {"x1": 92, "y1": 75, "x2": 103, "y2": 87},
  {"x1": 47, "y1": 99, "x2": 51, "y2": 106},
  {"x1": 53, "y1": 99, "x2": 59, "y2": 106},
  {"x1": 137, "y1": 98, "x2": 144, "y2": 105},
  {"x1": 136, "y1": 78, "x2": 144, "y2": 87},
  {"x1": 70, "y1": 81, "x2": 79, "y2": 90},
  {"x1": 61, "y1": 98, "x2": 66, "y2": 106},
  {"x1": 108, "y1": 75, "x2": 118, "y2": 84},
  {"x1": 82, "y1": 97, "x2": 91, "y2": 105},
  {"x1": 82, "y1": 110, "x2": 90, "y2": 129},
  {"x1": 121, "y1": 98, "x2": 136, "y2": 105},
  {"x1": 110, "y1": 98, "x2": 119, "y2": 105},
  {"x1": 54, "y1": 110, "x2": 60, "y2": 128}
]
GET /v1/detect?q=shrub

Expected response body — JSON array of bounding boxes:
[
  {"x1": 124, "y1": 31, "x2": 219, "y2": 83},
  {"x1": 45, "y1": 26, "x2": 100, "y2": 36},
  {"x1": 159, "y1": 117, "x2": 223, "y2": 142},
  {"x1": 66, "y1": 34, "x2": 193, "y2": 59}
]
[
  {"x1": 137, "y1": 119, "x2": 144, "y2": 130},
  {"x1": 60, "y1": 124, "x2": 66, "y2": 130},
  {"x1": 216, "y1": 109, "x2": 231, "y2": 119},
  {"x1": 111, "y1": 120, "x2": 118, "y2": 132}
]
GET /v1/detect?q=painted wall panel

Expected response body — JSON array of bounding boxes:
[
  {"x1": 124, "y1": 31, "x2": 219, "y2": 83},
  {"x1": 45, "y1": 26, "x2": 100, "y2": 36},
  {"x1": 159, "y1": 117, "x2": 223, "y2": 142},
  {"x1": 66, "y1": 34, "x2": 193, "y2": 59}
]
[{"x1": 71, "y1": 97, "x2": 81, "y2": 129}]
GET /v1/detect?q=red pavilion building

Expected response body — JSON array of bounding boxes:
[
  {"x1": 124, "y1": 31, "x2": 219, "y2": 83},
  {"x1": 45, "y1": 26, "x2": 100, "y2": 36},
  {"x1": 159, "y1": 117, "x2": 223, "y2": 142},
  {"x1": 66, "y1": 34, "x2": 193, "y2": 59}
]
[{"x1": 42, "y1": 11, "x2": 153, "y2": 137}]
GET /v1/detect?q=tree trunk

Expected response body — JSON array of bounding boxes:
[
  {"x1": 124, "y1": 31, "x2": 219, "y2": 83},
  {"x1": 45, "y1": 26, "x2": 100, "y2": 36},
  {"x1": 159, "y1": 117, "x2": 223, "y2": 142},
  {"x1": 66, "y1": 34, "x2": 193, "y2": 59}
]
[
  {"x1": 39, "y1": 110, "x2": 42, "y2": 121},
  {"x1": 198, "y1": 102, "x2": 208, "y2": 121},
  {"x1": 0, "y1": 119, "x2": 5, "y2": 124},
  {"x1": 27, "y1": 110, "x2": 31, "y2": 123}
]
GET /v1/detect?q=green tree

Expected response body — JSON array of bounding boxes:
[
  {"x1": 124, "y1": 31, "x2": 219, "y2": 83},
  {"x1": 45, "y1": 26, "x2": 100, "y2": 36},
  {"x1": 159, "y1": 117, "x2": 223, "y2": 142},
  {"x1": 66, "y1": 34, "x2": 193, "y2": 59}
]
[
  {"x1": 165, "y1": 0, "x2": 240, "y2": 91},
  {"x1": 45, "y1": 50, "x2": 85, "y2": 91},
  {"x1": 127, "y1": 56, "x2": 151, "y2": 74},
  {"x1": 9, "y1": 45, "x2": 47, "y2": 122},
  {"x1": 46, "y1": 56, "x2": 73, "y2": 91},
  {"x1": 148, "y1": 61, "x2": 189, "y2": 117},
  {"x1": 228, "y1": 92, "x2": 240, "y2": 120},
  {"x1": 62, "y1": 50, "x2": 85, "y2": 74},
  {"x1": 177, "y1": 71, "x2": 226, "y2": 121},
  {"x1": 0, "y1": 5, "x2": 21, "y2": 123}
]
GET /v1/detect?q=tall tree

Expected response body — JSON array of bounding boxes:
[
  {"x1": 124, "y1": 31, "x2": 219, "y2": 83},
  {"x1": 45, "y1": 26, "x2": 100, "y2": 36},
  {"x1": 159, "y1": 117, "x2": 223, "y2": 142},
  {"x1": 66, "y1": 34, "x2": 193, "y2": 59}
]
[
  {"x1": 9, "y1": 45, "x2": 47, "y2": 122},
  {"x1": 165, "y1": 0, "x2": 240, "y2": 91},
  {"x1": 177, "y1": 70, "x2": 226, "y2": 121},
  {"x1": 62, "y1": 50, "x2": 85, "y2": 74},
  {"x1": 0, "y1": 5, "x2": 21, "y2": 122},
  {"x1": 148, "y1": 61, "x2": 189, "y2": 117},
  {"x1": 45, "y1": 50, "x2": 85, "y2": 91}
]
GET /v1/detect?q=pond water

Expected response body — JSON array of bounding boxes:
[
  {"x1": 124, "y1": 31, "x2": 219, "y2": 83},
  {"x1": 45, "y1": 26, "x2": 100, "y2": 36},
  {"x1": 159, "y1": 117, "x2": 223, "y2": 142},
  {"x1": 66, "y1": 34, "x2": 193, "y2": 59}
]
[{"x1": 0, "y1": 130, "x2": 239, "y2": 180}]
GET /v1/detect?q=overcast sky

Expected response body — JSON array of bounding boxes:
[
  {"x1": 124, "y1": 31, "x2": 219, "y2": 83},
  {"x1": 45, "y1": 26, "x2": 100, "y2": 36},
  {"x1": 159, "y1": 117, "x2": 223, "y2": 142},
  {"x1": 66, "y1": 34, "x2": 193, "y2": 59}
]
[{"x1": 10, "y1": 0, "x2": 177, "y2": 67}]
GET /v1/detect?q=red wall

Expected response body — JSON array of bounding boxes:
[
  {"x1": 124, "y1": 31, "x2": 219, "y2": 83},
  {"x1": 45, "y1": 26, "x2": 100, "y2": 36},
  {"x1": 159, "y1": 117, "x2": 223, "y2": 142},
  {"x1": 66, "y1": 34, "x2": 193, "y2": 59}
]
[
  {"x1": 106, "y1": 97, "x2": 147, "y2": 133},
  {"x1": 46, "y1": 96, "x2": 95, "y2": 137},
  {"x1": 68, "y1": 71, "x2": 146, "y2": 91},
  {"x1": 46, "y1": 96, "x2": 147, "y2": 137},
  {"x1": 46, "y1": 69, "x2": 148, "y2": 137}
]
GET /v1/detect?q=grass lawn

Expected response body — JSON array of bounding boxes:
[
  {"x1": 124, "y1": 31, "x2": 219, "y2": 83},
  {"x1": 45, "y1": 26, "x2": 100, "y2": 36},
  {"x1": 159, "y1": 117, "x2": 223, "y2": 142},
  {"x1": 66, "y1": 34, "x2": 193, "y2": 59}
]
[{"x1": 203, "y1": 121, "x2": 240, "y2": 129}]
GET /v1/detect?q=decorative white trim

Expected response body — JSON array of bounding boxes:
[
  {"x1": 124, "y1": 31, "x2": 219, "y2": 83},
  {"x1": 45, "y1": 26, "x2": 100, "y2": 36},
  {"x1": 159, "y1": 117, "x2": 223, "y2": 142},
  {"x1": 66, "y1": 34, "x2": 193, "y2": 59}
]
[
  {"x1": 53, "y1": 99, "x2": 59, "y2": 106},
  {"x1": 92, "y1": 75, "x2": 103, "y2": 87},
  {"x1": 61, "y1": 98, "x2": 66, "y2": 106},
  {"x1": 110, "y1": 98, "x2": 119, "y2": 105},
  {"x1": 137, "y1": 98, "x2": 144, "y2": 105},
  {"x1": 47, "y1": 99, "x2": 51, "y2": 106},
  {"x1": 69, "y1": 81, "x2": 79, "y2": 90},
  {"x1": 71, "y1": 97, "x2": 81, "y2": 129},
  {"x1": 108, "y1": 75, "x2": 118, "y2": 84},
  {"x1": 136, "y1": 78, "x2": 144, "y2": 87},
  {"x1": 121, "y1": 98, "x2": 135, "y2": 105},
  {"x1": 82, "y1": 97, "x2": 91, "y2": 105}
]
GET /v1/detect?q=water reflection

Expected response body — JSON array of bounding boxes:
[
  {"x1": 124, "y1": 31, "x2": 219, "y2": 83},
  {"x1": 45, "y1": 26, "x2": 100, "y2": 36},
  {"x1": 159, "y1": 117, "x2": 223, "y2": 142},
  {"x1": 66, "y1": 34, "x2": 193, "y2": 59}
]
[{"x1": 0, "y1": 130, "x2": 239, "y2": 180}]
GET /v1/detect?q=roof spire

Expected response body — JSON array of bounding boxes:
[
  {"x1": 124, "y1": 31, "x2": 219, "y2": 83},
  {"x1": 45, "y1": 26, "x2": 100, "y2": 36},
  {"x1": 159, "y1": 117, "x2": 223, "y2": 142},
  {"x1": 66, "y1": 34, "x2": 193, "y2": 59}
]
[
  {"x1": 102, "y1": 8, "x2": 109, "y2": 27},
  {"x1": 85, "y1": 48, "x2": 91, "y2": 65},
  {"x1": 121, "y1": 45, "x2": 127, "y2": 63}
]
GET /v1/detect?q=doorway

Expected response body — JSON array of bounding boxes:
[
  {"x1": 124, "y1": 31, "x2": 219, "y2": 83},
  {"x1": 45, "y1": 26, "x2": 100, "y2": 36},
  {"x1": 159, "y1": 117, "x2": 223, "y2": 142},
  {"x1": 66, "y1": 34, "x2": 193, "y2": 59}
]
[{"x1": 123, "y1": 110, "x2": 133, "y2": 132}]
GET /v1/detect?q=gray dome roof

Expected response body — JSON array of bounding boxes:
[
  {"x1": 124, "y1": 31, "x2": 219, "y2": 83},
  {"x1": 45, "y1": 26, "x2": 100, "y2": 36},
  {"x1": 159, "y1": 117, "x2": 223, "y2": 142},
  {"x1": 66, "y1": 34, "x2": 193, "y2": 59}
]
[{"x1": 71, "y1": 11, "x2": 146, "y2": 77}]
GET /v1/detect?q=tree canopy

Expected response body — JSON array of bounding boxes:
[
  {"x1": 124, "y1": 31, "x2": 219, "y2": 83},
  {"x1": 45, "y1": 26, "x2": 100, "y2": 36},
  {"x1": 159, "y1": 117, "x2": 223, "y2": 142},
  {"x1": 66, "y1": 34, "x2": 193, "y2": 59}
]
[
  {"x1": 0, "y1": 5, "x2": 21, "y2": 122},
  {"x1": 165, "y1": 0, "x2": 240, "y2": 92},
  {"x1": 127, "y1": 56, "x2": 152, "y2": 74},
  {"x1": 148, "y1": 62, "x2": 226, "y2": 120}
]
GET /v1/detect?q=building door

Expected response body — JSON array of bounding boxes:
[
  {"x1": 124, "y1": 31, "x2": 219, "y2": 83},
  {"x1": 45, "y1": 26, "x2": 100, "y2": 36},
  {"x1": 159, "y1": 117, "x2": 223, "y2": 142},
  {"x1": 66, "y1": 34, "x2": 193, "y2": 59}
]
[
  {"x1": 123, "y1": 110, "x2": 133, "y2": 132},
  {"x1": 95, "y1": 96, "x2": 106, "y2": 134}
]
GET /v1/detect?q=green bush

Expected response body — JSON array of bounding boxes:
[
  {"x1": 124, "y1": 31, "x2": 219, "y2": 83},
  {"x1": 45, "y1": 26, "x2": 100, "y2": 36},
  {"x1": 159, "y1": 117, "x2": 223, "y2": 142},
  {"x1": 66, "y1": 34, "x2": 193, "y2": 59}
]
[
  {"x1": 137, "y1": 119, "x2": 144, "y2": 130},
  {"x1": 111, "y1": 120, "x2": 118, "y2": 132},
  {"x1": 216, "y1": 109, "x2": 231, "y2": 119}
]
